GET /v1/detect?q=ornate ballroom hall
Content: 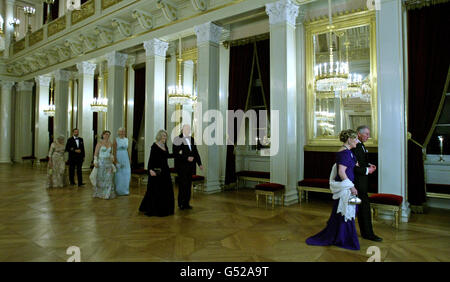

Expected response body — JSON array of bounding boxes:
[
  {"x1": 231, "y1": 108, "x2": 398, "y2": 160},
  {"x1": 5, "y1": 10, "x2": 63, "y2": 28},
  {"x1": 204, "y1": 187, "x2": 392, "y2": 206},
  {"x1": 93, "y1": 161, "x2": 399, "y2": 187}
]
[{"x1": 0, "y1": 0, "x2": 449, "y2": 262}]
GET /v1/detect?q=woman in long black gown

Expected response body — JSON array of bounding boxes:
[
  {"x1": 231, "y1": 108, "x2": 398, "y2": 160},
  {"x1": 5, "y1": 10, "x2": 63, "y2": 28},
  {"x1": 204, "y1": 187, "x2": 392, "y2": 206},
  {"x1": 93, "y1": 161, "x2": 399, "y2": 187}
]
[{"x1": 139, "y1": 130, "x2": 174, "y2": 217}]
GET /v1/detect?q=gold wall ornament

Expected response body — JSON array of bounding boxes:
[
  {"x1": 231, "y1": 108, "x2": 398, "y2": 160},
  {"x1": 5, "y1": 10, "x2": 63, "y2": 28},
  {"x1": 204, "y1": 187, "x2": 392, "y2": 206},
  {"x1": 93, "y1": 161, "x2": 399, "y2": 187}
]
[
  {"x1": 305, "y1": 10, "x2": 378, "y2": 148},
  {"x1": 48, "y1": 16, "x2": 66, "y2": 37},
  {"x1": 71, "y1": 0, "x2": 95, "y2": 26},
  {"x1": 29, "y1": 28, "x2": 43, "y2": 47},
  {"x1": 13, "y1": 38, "x2": 25, "y2": 54},
  {"x1": 102, "y1": 0, "x2": 123, "y2": 10}
]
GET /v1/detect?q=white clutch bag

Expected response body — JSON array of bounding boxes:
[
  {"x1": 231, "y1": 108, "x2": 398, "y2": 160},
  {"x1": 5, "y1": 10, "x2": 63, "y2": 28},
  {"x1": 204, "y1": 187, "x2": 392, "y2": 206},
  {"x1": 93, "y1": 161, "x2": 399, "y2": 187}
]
[
  {"x1": 89, "y1": 167, "x2": 97, "y2": 187},
  {"x1": 349, "y1": 195, "x2": 362, "y2": 205}
]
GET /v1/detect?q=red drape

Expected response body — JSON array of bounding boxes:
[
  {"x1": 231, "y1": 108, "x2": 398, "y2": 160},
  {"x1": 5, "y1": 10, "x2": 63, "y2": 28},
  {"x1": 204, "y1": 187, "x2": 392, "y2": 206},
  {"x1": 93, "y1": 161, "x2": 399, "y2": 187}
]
[
  {"x1": 256, "y1": 39, "x2": 270, "y2": 111},
  {"x1": 132, "y1": 67, "x2": 146, "y2": 168},
  {"x1": 407, "y1": 2, "x2": 450, "y2": 205},
  {"x1": 225, "y1": 43, "x2": 255, "y2": 185}
]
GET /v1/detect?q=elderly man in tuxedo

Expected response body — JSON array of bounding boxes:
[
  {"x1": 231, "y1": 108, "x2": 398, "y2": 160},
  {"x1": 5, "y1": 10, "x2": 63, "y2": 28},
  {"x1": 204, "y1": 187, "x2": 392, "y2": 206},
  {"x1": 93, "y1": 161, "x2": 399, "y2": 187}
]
[
  {"x1": 173, "y1": 124, "x2": 203, "y2": 210},
  {"x1": 65, "y1": 128, "x2": 85, "y2": 186},
  {"x1": 352, "y1": 125, "x2": 382, "y2": 242}
]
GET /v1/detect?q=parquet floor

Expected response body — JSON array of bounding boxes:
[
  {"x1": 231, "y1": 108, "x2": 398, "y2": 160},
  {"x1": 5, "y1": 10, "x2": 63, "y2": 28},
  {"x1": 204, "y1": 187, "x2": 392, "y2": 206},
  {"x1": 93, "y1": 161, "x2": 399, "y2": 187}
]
[{"x1": 0, "y1": 163, "x2": 449, "y2": 262}]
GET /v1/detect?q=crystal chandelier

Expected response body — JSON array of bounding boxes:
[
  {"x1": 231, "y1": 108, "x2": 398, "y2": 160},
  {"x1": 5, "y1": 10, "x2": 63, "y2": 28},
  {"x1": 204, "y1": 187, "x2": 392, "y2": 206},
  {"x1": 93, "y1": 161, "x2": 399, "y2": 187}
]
[
  {"x1": 314, "y1": 0, "x2": 349, "y2": 92},
  {"x1": 168, "y1": 36, "x2": 196, "y2": 106},
  {"x1": 23, "y1": 6, "x2": 36, "y2": 35},
  {"x1": 91, "y1": 68, "x2": 108, "y2": 112},
  {"x1": 43, "y1": 81, "x2": 55, "y2": 116}
]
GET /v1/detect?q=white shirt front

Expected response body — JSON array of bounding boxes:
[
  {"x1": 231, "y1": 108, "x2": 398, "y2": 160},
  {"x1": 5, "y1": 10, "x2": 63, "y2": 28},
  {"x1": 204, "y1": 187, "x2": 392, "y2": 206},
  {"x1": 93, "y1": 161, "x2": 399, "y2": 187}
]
[
  {"x1": 183, "y1": 135, "x2": 192, "y2": 151},
  {"x1": 74, "y1": 137, "x2": 80, "y2": 148}
]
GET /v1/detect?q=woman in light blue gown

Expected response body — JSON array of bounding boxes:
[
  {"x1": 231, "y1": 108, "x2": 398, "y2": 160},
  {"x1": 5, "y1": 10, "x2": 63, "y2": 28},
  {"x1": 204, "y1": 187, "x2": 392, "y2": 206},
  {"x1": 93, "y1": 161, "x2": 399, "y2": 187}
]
[
  {"x1": 113, "y1": 127, "x2": 131, "y2": 196},
  {"x1": 93, "y1": 130, "x2": 116, "y2": 199}
]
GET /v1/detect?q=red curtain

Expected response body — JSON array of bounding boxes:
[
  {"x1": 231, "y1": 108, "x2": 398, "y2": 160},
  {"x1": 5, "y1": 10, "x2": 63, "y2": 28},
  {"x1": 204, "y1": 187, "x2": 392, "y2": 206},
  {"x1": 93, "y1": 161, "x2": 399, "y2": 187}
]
[
  {"x1": 407, "y1": 2, "x2": 450, "y2": 205},
  {"x1": 225, "y1": 43, "x2": 255, "y2": 185},
  {"x1": 132, "y1": 67, "x2": 146, "y2": 168},
  {"x1": 256, "y1": 39, "x2": 270, "y2": 111}
]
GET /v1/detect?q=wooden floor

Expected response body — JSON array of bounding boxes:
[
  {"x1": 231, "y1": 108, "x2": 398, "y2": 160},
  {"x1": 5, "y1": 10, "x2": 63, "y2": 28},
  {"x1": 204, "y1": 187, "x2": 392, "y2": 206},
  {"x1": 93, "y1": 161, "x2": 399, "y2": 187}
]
[{"x1": 0, "y1": 163, "x2": 449, "y2": 262}]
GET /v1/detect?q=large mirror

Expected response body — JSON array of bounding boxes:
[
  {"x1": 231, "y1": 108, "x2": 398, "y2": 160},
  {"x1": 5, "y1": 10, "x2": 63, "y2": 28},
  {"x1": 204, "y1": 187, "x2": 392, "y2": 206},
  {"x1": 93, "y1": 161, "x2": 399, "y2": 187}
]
[{"x1": 305, "y1": 10, "x2": 377, "y2": 147}]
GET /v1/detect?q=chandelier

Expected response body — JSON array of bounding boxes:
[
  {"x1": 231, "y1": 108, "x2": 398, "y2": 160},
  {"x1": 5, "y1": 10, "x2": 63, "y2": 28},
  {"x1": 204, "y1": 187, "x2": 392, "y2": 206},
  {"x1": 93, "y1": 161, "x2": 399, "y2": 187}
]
[
  {"x1": 91, "y1": 68, "x2": 108, "y2": 112},
  {"x1": 342, "y1": 73, "x2": 371, "y2": 102},
  {"x1": 23, "y1": 6, "x2": 36, "y2": 35},
  {"x1": 314, "y1": 0, "x2": 349, "y2": 92},
  {"x1": 43, "y1": 81, "x2": 55, "y2": 116},
  {"x1": 168, "y1": 36, "x2": 196, "y2": 106}
]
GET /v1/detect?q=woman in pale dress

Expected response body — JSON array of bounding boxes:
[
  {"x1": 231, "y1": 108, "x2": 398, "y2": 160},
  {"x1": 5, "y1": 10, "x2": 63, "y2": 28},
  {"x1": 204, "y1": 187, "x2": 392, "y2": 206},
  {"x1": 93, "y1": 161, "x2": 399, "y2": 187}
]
[
  {"x1": 113, "y1": 127, "x2": 131, "y2": 196},
  {"x1": 93, "y1": 130, "x2": 116, "y2": 199},
  {"x1": 47, "y1": 135, "x2": 67, "y2": 188}
]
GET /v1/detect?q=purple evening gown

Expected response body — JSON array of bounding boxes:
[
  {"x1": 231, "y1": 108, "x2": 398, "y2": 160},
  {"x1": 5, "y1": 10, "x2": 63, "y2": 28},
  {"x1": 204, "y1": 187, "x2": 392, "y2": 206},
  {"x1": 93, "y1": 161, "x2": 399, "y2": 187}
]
[{"x1": 305, "y1": 149, "x2": 360, "y2": 251}]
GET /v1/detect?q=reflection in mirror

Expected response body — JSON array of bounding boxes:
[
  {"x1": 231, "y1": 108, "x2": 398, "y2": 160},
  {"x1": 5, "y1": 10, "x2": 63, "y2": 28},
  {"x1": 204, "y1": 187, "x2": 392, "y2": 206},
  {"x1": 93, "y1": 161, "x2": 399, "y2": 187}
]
[{"x1": 313, "y1": 24, "x2": 372, "y2": 138}]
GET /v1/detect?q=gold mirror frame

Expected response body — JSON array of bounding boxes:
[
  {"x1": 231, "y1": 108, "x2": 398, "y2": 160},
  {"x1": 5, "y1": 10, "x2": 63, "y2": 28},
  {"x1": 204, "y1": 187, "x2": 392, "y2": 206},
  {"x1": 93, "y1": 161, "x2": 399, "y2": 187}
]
[{"x1": 305, "y1": 10, "x2": 377, "y2": 150}]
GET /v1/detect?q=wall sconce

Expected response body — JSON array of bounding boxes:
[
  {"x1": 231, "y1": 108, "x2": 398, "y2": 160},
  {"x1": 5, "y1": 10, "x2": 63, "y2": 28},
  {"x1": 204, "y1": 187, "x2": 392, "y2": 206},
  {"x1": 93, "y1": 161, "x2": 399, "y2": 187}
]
[
  {"x1": 8, "y1": 18, "x2": 20, "y2": 42},
  {"x1": 24, "y1": 6, "x2": 36, "y2": 35}
]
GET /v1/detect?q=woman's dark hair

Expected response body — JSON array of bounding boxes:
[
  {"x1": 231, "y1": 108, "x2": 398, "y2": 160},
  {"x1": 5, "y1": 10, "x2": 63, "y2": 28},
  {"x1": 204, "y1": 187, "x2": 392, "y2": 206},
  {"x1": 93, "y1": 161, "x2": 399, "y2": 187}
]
[
  {"x1": 339, "y1": 129, "x2": 357, "y2": 143},
  {"x1": 101, "y1": 130, "x2": 111, "y2": 140}
]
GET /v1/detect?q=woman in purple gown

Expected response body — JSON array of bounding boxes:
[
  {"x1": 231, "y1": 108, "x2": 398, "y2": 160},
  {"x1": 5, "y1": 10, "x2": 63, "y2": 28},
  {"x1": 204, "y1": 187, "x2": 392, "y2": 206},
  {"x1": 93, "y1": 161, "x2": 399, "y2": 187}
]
[{"x1": 306, "y1": 129, "x2": 360, "y2": 250}]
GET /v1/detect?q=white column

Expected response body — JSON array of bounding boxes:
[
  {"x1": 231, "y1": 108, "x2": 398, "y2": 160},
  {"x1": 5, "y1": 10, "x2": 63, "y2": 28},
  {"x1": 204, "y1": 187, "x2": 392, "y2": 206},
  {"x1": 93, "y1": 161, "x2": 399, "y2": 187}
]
[
  {"x1": 296, "y1": 8, "x2": 306, "y2": 184},
  {"x1": 166, "y1": 44, "x2": 177, "y2": 168},
  {"x1": 376, "y1": 0, "x2": 409, "y2": 221},
  {"x1": 266, "y1": 0, "x2": 299, "y2": 205},
  {"x1": 96, "y1": 62, "x2": 106, "y2": 137},
  {"x1": 0, "y1": 81, "x2": 14, "y2": 163},
  {"x1": 219, "y1": 37, "x2": 230, "y2": 186},
  {"x1": 4, "y1": 0, "x2": 14, "y2": 58},
  {"x1": 126, "y1": 57, "x2": 136, "y2": 157},
  {"x1": 35, "y1": 2, "x2": 43, "y2": 30},
  {"x1": 105, "y1": 51, "x2": 128, "y2": 138},
  {"x1": 76, "y1": 61, "x2": 96, "y2": 169},
  {"x1": 34, "y1": 75, "x2": 51, "y2": 160},
  {"x1": 53, "y1": 70, "x2": 71, "y2": 139},
  {"x1": 194, "y1": 22, "x2": 222, "y2": 193},
  {"x1": 14, "y1": 81, "x2": 34, "y2": 162},
  {"x1": 143, "y1": 38, "x2": 168, "y2": 169}
]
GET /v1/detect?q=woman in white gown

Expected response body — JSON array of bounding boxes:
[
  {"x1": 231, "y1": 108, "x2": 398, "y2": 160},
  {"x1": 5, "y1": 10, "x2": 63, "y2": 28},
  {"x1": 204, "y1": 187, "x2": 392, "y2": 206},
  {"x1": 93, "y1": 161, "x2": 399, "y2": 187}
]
[{"x1": 92, "y1": 130, "x2": 116, "y2": 199}]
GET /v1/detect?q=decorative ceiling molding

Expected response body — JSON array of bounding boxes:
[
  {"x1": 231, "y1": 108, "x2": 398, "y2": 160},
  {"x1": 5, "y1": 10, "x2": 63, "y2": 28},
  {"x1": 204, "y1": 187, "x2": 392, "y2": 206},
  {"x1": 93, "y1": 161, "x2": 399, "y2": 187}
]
[
  {"x1": 54, "y1": 45, "x2": 71, "y2": 61},
  {"x1": 157, "y1": 0, "x2": 178, "y2": 22},
  {"x1": 132, "y1": 9, "x2": 154, "y2": 30},
  {"x1": 190, "y1": 0, "x2": 207, "y2": 11},
  {"x1": 65, "y1": 38, "x2": 84, "y2": 55},
  {"x1": 94, "y1": 26, "x2": 114, "y2": 44},
  {"x1": 112, "y1": 18, "x2": 132, "y2": 37},
  {"x1": 79, "y1": 34, "x2": 97, "y2": 51}
]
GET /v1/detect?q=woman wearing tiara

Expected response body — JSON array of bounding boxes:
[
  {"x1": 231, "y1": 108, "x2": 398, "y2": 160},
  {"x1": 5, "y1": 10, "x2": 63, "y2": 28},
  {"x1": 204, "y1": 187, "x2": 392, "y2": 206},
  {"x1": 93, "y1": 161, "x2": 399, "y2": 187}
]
[{"x1": 305, "y1": 129, "x2": 360, "y2": 250}]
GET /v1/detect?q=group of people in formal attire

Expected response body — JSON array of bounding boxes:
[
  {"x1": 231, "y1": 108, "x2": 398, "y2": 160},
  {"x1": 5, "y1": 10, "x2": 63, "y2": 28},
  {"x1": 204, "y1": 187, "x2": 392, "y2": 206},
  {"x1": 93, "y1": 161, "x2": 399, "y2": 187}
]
[
  {"x1": 306, "y1": 125, "x2": 382, "y2": 251},
  {"x1": 47, "y1": 128, "x2": 131, "y2": 199},
  {"x1": 47, "y1": 122, "x2": 381, "y2": 250},
  {"x1": 46, "y1": 124, "x2": 203, "y2": 218}
]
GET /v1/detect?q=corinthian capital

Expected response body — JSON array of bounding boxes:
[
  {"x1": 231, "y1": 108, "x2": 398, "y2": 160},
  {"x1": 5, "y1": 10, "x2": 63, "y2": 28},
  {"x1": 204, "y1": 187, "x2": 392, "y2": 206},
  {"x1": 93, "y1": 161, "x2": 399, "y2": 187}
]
[
  {"x1": 105, "y1": 51, "x2": 128, "y2": 67},
  {"x1": 266, "y1": 0, "x2": 299, "y2": 26},
  {"x1": 76, "y1": 61, "x2": 97, "y2": 75},
  {"x1": 194, "y1": 22, "x2": 223, "y2": 46},
  {"x1": 143, "y1": 39, "x2": 169, "y2": 58}
]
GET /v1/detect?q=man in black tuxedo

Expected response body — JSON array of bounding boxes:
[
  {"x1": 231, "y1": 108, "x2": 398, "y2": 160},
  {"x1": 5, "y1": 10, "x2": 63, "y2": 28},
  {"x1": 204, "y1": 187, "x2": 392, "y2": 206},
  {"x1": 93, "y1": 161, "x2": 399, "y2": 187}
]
[
  {"x1": 352, "y1": 125, "x2": 382, "y2": 242},
  {"x1": 173, "y1": 124, "x2": 203, "y2": 210},
  {"x1": 65, "y1": 128, "x2": 85, "y2": 186}
]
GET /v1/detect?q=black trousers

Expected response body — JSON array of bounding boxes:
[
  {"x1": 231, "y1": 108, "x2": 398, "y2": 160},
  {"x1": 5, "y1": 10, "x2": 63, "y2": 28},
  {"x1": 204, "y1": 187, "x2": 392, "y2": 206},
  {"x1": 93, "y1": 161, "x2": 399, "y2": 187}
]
[
  {"x1": 355, "y1": 176, "x2": 374, "y2": 237},
  {"x1": 177, "y1": 170, "x2": 192, "y2": 208},
  {"x1": 69, "y1": 159, "x2": 83, "y2": 185}
]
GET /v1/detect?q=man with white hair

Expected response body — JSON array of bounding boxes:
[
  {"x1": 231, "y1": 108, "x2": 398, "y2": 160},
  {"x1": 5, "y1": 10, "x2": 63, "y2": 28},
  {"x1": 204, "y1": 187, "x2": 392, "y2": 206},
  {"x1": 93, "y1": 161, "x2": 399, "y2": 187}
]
[{"x1": 352, "y1": 125, "x2": 382, "y2": 242}]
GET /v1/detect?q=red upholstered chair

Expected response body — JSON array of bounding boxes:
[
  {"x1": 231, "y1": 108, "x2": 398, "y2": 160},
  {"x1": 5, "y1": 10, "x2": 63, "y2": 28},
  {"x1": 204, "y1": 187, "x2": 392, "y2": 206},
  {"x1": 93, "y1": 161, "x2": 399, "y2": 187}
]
[
  {"x1": 236, "y1": 171, "x2": 270, "y2": 189},
  {"x1": 255, "y1": 183, "x2": 285, "y2": 209},
  {"x1": 191, "y1": 175, "x2": 205, "y2": 197},
  {"x1": 297, "y1": 178, "x2": 331, "y2": 205},
  {"x1": 131, "y1": 168, "x2": 148, "y2": 187},
  {"x1": 369, "y1": 193, "x2": 403, "y2": 229},
  {"x1": 22, "y1": 156, "x2": 36, "y2": 167}
]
